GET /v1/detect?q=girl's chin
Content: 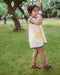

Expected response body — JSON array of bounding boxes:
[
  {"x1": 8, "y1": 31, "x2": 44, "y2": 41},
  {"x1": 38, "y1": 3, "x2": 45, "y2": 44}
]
[
  {"x1": 32, "y1": 16, "x2": 36, "y2": 18},
  {"x1": 32, "y1": 15, "x2": 37, "y2": 18},
  {"x1": 34, "y1": 15, "x2": 37, "y2": 17}
]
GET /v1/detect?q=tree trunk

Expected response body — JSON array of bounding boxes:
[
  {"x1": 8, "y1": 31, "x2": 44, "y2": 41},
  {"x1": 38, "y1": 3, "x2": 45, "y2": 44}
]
[
  {"x1": 4, "y1": 17, "x2": 6, "y2": 24},
  {"x1": 4, "y1": 0, "x2": 22, "y2": 31},
  {"x1": 8, "y1": 6, "x2": 21, "y2": 31},
  {"x1": 12, "y1": 13, "x2": 21, "y2": 31}
]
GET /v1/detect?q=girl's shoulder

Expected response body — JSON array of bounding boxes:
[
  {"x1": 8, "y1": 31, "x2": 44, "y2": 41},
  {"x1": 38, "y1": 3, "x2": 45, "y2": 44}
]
[{"x1": 28, "y1": 16, "x2": 37, "y2": 24}]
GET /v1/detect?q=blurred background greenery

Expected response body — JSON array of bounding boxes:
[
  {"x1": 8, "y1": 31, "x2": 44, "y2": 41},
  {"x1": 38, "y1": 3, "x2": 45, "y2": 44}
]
[{"x1": 0, "y1": 0, "x2": 60, "y2": 75}]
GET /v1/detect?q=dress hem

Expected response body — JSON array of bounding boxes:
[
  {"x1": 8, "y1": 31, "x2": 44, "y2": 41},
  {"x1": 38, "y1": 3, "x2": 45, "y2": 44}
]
[{"x1": 30, "y1": 43, "x2": 47, "y2": 49}]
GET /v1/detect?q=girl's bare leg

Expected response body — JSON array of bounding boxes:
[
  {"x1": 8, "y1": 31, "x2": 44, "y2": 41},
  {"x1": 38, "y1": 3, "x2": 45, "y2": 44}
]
[
  {"x1": 32, "y1": 48, "x2": 38, "y2": 64},
  {"x1": 38, "y1": 47, "x2": 46, "y2": 66},
  {"x1": 38, "y1": 47, "x2": 52, "y2": 70},
  {"x1": 31, "y1": 48, "x2": 41, "y2": 69}
]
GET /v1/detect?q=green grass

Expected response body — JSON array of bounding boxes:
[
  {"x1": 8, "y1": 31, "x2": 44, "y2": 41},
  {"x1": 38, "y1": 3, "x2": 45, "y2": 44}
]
[
  {"x1": 43, "y1": 18, "x2": 60, "y2": 26},
  {"x1": 0, "y1": 19, "x2": 60, "y2": 75}
]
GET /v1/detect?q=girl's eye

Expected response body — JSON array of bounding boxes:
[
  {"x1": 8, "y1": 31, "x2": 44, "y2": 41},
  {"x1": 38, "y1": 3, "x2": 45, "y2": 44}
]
[
  {"x1": 34, "y1": 10, "x2": 36, "y2": 12},
  {"x1": 33, "y1": 9, "x2": 39, "y2": 12}
]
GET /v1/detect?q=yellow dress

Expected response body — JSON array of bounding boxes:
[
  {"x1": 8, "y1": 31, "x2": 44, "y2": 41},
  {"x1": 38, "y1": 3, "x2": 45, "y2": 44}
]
[{"x1": 28, "y1": 16, "x2": 47, "y2": 49}]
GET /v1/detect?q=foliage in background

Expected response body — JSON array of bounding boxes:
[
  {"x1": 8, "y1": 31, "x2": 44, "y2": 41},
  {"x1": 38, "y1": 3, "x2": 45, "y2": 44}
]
[
  {"x1": 0, "y1": 3, "x2": 7, "y2": 19},
  {"x1": 57, "y1": 11, "x2": 60, "y2": 18},
  {"x1": 0, "y1": 0, "x2": 60, "y2": 19},
  {"x1": 43, "y1": 0, "x2": 60, "y2": 18}
]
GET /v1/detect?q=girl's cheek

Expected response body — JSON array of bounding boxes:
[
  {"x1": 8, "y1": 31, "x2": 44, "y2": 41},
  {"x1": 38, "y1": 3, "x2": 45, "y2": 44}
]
[
  {"x1": 34, "y1": 13, "x2": 36, "y2": 15},
  {"x1": 38, "y1": 12, "x2": 39, "y2": 14}
]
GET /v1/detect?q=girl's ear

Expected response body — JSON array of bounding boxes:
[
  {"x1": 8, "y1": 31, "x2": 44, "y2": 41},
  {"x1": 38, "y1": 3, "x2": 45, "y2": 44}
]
[
  {"x1": 30, "y1": 13, "x2": 31, "y2": 16},
  {"x1": 28, "y1": 12, "x2": 31, "y2": 16},
  {"x1": 29, "y1": 13, "x2": 32, "y2": 16},
  {"x1": 29, "y1": 11, "x2": 32, "y2": 16}
]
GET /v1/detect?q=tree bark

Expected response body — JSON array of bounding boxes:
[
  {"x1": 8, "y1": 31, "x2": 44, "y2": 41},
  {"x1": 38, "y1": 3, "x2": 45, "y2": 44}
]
[
  {"x1": 8, "y1": 7, "x2": 21, "y2": 31},
  {"x1": 12, "y1": 13, "x2": 21, "y2": 31},
  {"x1": 4, "y1": 0, "x2": 21, "y2": 32},
  {"x1": 4, "y1": 17, "x2": 6, "y2": 24}
]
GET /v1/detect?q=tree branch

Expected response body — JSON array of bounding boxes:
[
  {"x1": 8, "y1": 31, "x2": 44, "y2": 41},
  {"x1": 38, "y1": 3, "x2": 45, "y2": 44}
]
[
  {"x1": 4, "y1": 0, "x2": 12, "y2": 9},
  {"x1": 18, "y1": 5, "x2": 28, "y2": 20},
  {"x1": 13, "y1": 0, "x2": 20, "y2": 11}
]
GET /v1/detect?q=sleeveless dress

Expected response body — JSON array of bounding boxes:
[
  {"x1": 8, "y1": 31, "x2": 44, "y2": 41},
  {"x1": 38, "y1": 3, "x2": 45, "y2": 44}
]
[{"x1": 28, "y1": 16, "x2": 47, "y2": 49}]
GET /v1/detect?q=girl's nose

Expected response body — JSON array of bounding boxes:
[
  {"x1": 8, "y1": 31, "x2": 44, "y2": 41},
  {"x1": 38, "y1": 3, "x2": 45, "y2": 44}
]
[
  {"x1": 36, "y1": 12, "x2": 39, "y2": 15},
  {"x1": 37, "y1": 12, "x2": 39, "y2": 14}
]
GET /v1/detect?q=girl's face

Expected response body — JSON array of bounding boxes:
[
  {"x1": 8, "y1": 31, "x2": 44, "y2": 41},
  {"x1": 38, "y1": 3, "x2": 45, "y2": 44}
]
[{"x1": 30, "y1": 7, "x2": 39, "y2": 17}]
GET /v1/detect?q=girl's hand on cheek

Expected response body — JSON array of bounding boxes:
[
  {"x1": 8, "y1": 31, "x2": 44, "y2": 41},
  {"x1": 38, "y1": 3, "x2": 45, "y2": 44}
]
[
  {"x1": 37, "y1": 15, "x2": 41, "y2": 18},
  {"x1": 35, "y1": 15, "x2": 40, "y2": 19},
  {"x1": 35, "y1": 15, "x2": 38, "y2": 18}
]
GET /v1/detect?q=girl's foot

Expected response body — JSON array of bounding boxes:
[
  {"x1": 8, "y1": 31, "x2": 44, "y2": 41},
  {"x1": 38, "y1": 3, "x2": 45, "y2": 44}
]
[
  {"x1": 43, "y1": 64, "x2": 52, "y2": 71},
  {"x1": 31, "y1": 63, "x2": 41, "y2": 69}
]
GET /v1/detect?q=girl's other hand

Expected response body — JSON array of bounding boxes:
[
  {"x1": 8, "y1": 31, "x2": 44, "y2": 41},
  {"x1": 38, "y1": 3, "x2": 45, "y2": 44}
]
[{"x1": 36, "y1": 15, "x2": 41, "y2": 18}]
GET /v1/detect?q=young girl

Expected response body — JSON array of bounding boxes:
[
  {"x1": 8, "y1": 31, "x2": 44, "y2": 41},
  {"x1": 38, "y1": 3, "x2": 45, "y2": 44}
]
[{"x1": 27, "y1": 4, "x2": 52, "y2": 70}]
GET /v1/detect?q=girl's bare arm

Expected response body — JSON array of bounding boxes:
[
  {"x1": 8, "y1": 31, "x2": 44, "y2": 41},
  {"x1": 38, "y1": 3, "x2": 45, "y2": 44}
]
[{"x1": 30, "y1": 15, "x2": 42, "y2": 25}]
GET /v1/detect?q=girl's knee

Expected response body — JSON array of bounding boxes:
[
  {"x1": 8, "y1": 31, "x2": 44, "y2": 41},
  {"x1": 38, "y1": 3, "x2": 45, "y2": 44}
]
[
  {"x1": 33, "y1": 48, "x2": 38, "y2": 54},
  {"x1": 38, "y1": 47, "x2": 43, "y2": 52}
]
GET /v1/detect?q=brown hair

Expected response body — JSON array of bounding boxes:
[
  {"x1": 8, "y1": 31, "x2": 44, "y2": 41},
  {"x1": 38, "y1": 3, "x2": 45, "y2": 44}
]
[{"x1": 27, "y1": 4, "x2": 39, "y2": 15}]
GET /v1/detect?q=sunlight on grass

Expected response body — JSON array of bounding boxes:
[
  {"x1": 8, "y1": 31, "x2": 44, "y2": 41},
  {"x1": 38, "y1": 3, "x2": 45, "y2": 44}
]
[{"x1": 43, "y1": 19, "x2": 60, "y2": 26}]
